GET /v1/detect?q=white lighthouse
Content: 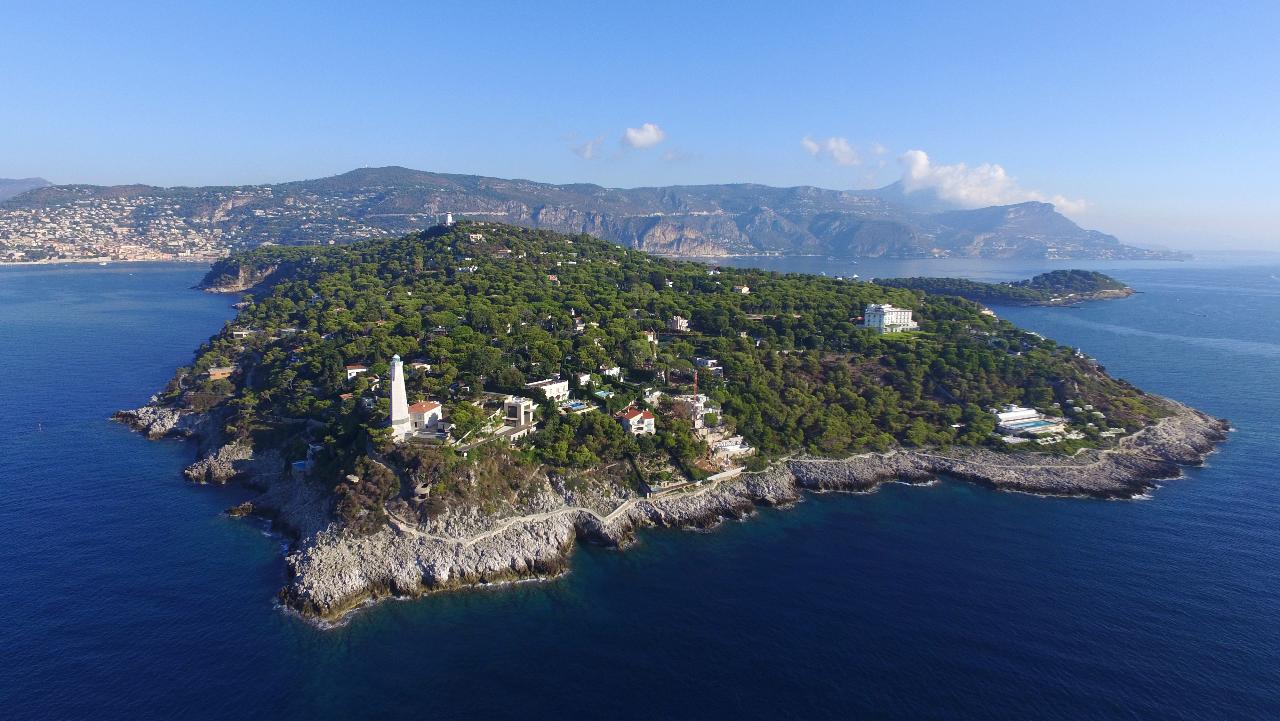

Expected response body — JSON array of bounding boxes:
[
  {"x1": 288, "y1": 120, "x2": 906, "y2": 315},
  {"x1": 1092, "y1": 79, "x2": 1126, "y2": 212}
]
[{"x1": 389, "y1": 354, "x2": 411, "y2": 441}]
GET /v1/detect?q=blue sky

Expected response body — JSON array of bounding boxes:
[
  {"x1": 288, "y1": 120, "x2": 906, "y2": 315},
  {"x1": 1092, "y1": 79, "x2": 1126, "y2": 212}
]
[{"x1": 2, "y1": 1, "x2": 1277, "y2": 249}]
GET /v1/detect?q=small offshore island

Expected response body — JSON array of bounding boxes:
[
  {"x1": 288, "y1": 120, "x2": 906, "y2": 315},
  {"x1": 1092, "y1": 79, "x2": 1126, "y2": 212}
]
[{"x1": 116, "y1": 222, "x2": 1227, "y2": 623}]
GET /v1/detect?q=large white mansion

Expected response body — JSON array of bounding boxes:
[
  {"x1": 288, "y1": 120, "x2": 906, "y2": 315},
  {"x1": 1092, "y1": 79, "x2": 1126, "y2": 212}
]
[{"x1": 864, "y1": 303, "x2": 919, "y2": 333}]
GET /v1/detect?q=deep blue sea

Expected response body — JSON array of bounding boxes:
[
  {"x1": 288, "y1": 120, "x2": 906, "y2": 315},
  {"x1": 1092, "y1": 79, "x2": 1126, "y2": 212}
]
[{"x1": 1, "y1": 258, "x2": 1277, "y2": 721}]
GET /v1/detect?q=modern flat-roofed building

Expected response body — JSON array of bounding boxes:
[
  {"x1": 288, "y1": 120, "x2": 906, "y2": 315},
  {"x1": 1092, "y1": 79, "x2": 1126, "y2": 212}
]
[
  {"x1": 994, "y1": 404, "x2": 1066, "y2": 436},
  {"x1": 505, "y1": 396, "x2": 536, "y2": 427},
  {"x1": 864, "y1": 304, "x2": 919, "y2": 333}
]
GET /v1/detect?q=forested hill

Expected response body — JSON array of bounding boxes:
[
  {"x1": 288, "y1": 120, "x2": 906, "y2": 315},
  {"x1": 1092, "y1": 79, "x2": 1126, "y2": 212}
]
[
  {"x1": 0, "y1": 177, "x2": 49, "y2": 202},
  {"x1": 875, "y1": 270, "x2": 1134, "y2": 306},
  {"x1": 177, "y1": 222, "x2": 1169, "y2": 531}
]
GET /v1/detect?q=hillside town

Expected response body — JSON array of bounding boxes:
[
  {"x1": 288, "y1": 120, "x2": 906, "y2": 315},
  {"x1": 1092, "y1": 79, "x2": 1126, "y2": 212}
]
[{"x1": 0, "y1": 186, "x2": 395, "y2": 262}]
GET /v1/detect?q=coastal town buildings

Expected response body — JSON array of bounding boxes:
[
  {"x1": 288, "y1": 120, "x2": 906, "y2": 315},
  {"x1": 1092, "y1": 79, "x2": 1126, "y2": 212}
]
[
  {"x1": 0, "y1": 185, "x2": 395, "y2": 263},
  {"x1": 668, "y1": 315, "x2": 689, "y2": 332},
  {"x1": 863, "y1": 303, "x2": 919, "y2": 333}
]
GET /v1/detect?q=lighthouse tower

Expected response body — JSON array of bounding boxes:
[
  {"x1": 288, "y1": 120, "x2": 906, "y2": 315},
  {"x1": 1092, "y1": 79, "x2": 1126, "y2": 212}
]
[{"x1": 389, "y1": 354, "x2": 411, "y2": 441}]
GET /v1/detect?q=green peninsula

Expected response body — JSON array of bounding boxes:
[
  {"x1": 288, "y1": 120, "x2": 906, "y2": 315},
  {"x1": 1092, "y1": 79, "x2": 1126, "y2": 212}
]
[
  {"x1": 117, "y1": 222, "x2": 1226, "y2": 622},
  {"x1": 875, "y1": 270, "x2": 1134, "y2": 306}
]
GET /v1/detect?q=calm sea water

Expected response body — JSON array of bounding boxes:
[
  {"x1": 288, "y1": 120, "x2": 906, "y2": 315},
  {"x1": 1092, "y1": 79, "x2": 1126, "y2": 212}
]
[{"x1": 1, "y1": 259, "x2": 1277, "y2": 721}]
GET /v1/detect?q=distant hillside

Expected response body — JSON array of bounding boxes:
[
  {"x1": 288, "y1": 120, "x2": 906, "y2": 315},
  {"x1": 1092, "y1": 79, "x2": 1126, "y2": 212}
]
[
  {"x1": 876, "y1": 270, "x2": 1135, "y2": 306},
  {"x1": 0, "y1": 167, "x2": 1185, "y2": 260},
  {"x1": 0, "y1": 177, "x2": 50, "y2": 202}
]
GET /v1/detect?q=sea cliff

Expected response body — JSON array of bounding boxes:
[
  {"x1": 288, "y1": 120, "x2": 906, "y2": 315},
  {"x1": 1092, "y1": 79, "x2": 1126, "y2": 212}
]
[{"x1": 115, "y1": 397, "x2": 1227, "y2": 624}]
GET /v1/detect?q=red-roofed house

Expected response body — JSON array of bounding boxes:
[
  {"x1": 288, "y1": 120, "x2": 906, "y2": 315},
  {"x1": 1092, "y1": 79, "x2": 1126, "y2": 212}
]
[
  {"x1": 345, "y1": 364, "x2": 369, "y2": 380},
  {"x1": 616, "y1": 407, "x2": 656, "y2": 435},
  {"x1": 408, "y1": 400, "x2": 443, "y2": 431}
]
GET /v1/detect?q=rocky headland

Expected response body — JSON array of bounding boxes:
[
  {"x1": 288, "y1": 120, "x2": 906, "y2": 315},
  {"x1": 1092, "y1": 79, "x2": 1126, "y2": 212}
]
[{"x1": 115, "y1": 397, "x2": 1228, "y2": 625}]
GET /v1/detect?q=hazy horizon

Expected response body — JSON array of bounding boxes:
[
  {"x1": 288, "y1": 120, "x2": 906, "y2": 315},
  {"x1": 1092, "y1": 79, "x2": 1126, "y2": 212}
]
[{"x1": 3, "y1": 2, "x2": 1278, "y2": 251}]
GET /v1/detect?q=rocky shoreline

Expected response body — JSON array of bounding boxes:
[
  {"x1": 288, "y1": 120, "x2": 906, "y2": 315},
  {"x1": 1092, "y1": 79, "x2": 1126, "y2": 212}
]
[
  {"x1": 115, "y1": 397, "x2": 1228, "y2": 624},
  {"x1": 1032, "y1": 287, "x2": 1136, "y2": 306}
]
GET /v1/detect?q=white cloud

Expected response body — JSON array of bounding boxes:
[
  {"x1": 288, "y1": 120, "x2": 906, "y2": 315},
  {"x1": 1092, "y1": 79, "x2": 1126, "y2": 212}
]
[
  {"x1": 802, "y1": 136, "x2": 861, "y2": 166},
  {"x1": 622, "y1": 123, "x2": 666, "y2": 149},
  {"x1": 899, "y1": 149, "x2": 1087, "y2": 214},
  {"x1": 573, "y1": 137, "x2": 603, "y2": 160},
  {"x1": 869, "y1": 142, "x2": 888, "y2": 156}
]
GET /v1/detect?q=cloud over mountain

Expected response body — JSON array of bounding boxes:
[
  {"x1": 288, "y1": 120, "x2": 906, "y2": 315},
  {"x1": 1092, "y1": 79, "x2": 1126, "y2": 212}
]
[{"x1": 899, "y1": 149, "x2": 1086, "y2": 214}]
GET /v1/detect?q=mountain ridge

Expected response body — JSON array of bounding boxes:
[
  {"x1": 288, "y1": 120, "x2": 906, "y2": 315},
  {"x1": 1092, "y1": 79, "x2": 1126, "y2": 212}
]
[{"x1": 0, "y1": 166, "x2": 1183, "y2": 260}]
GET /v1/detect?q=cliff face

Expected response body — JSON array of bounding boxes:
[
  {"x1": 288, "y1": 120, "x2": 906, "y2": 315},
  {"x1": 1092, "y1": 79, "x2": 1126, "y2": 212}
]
[{"x1": 199, "y1": 259, "x2": 285, "y2": 293}]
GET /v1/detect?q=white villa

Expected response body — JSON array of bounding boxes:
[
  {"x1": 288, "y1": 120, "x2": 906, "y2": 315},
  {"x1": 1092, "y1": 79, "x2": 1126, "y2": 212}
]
[
  {"x1": 695, "y1": 357, "x2": 722, "y2": 372},
  {"x1": 863, "y1": 303, "x2": 919, "y2": 333},
  {"x1": 668, "y1": 315, "x2": 689, "y2": 332},
  {"x1": 408, "y1": 401, "x2": 443, "y2": 432},
  {"x1": 617, "y1": 407, "x2": 656, "y2": 435},
  {"x1": 713, "y1": 435, "x2": 754, "y2": 458},
  {"x1": 525, "y1": 377, "x2": 570, "y2": 403}
]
